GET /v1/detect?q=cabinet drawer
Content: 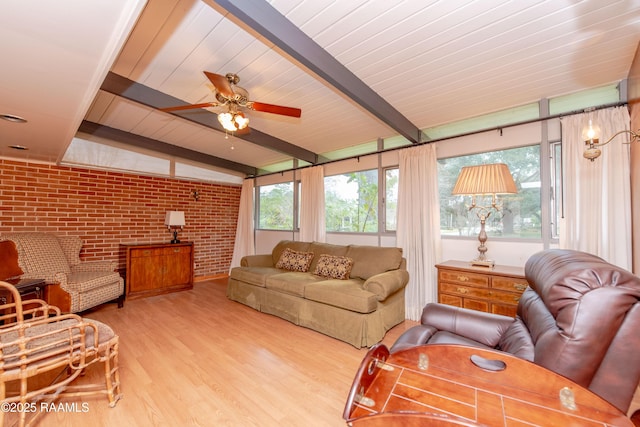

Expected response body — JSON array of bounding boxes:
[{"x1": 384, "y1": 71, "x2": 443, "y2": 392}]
[
  {"x1": 130, "y1": 248, "x2": 164, "y2": 258},
  {"x1": 463, "y1": 299, "x2": 489, "y2": 312},
  {"x1": 486, "y1": 289, "x2": 521, "y2": 306},
  {"x1": 439, "y1": 294, "x2": 462, "y2": 307},
  {"x1": 439, "y1": 270, "x2": 489, "y2": 287},
  {"x1": 492, "y1": 303, "x2": 518, "y2": 317},
  {"x1": 440, "y1": 282, "x2": 491, "y2": 299},
  {"x1": 162, "y1": 246, "x2": 192, "y2": 255},
  {"x1": 492, "y1": 276, "x2": 528, "y2": 293}
]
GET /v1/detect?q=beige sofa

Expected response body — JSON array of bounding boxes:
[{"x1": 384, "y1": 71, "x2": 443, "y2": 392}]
[
  {"x1": 0, "y1": 233, "x2": 124, "y2": 313},
  {"x1": 228, "y1": 240, "x2": 409, "y2": 348}
]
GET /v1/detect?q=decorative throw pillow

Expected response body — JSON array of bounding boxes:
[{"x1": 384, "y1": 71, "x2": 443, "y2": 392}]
[
  {"x1": 313, "y1": 254, "x2": 354, "y2": 280},
  {"x1": 275, "y1": 248, "x2": 314, "y2": 272}
]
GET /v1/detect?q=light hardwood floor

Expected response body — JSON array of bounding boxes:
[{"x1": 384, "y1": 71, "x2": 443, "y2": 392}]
[{"x1": 10, "y1": 278, "x2": 417, "y2": 427}]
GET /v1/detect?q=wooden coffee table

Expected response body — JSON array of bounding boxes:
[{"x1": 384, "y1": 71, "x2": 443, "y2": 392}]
[{"x1": 344, "y1": 344, "x2": 633, "y2": 426}]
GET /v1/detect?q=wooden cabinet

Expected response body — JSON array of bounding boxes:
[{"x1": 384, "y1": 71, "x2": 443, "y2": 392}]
[
  {"x1": 123, "y1": 242, "x2": 194, "y2": 299},
  {"x1": 436, "y1": 260, "x2": 528, "y2": 317}
]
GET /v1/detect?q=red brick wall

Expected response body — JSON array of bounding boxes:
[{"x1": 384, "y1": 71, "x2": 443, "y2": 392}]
[{"x1": 0, "y1": 159, "x2": 242, "y2": 279}]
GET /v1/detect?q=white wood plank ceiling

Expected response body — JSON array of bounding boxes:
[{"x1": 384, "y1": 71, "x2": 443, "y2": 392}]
[{"x1": 1, "y1": 0, "x2": 639, "y2": 176}]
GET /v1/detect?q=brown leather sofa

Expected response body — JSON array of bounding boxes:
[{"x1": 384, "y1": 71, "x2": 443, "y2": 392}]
[{"x1": 390, "y1": 249, "x2": 640, "y2": 414}]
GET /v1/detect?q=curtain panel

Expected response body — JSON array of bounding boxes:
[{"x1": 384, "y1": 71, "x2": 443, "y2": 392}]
[
  {"x1": 560, "y1": 106, "x2": 632, "y2": 269},
  {"x1": 299, "y1": 165, "x2": 326, "y2": 242},
  {"x1": 230, "y1": 178, "x2": 255, "y2": 271},
  {"x1": 396, "y1": 144, "x2": 442, "y2": 321}
]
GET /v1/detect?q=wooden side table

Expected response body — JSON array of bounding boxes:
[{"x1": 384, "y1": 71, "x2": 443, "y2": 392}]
[
  {"x1": 344, "y1": 344, "x2": 633, "y2": 426},
  {"x1": 0, "y1": 278, "x2": 47, "y2": 305},
  {"x1": 436, "y1": 260, "x2": 528, "y2": 317}
]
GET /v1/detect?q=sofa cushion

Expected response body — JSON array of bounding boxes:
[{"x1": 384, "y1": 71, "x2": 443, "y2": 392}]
[
  {"x1": 3, "y1": 233, "x2": 71, "y2": 276},
  {"x1": 275, "y1": 248, "x2": 314, "y2": 272},
  {"x1": 307, "y1": 242, "x2": 349, "y2": 272},
  {"x1": 271, "y1": 240, "x2": 311, "y2": 265},
  {"x1": 230, "y1": 267, "x2": 283, "y2": 287},
  {"x1": 67, "y1": 271, "x2": 123, "y2": 293},
  {"x1": 313, "y1": 254, "x2": 353, "y2": 280},
  {"x1": 265, "y1": 272, "x2": 325, "y2": 297},
  {"x1": 346, "y1": 245, "x2": 403, "y2": 280},
  {"x1": 304, "y1": 279, "x2": 377, "y2": 313}
]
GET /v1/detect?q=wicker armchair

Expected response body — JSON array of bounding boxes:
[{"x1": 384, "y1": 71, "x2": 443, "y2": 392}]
[{"x1": 0, "y1": 281, "x2": 121, "y2": 427}]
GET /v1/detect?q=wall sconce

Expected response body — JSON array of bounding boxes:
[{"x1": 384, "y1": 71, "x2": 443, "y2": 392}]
[
  {"x1": 191, "y1": 190, "x2": 200, "y2": 201},
  {"x1": 583, "y1": 119, "x2": 640, "y2": 161},
  {"x1": 452, "y1": 163, "x2": 518, "y2": 267},
  {"x1": 164, "y1": 211, "x2": 185, "y2": 244}
]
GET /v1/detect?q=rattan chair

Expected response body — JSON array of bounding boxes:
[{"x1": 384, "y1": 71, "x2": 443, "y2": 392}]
[{"x1": 0, "y1": 280, "x2": 121, "y2": 427}]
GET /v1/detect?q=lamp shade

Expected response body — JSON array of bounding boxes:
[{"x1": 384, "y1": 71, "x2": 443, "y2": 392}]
[
  {"x1": 452, "y1": 163, "x2": 517, "y2": 195},
  {"x1": 164, "y1": 211, "x2": 185, "y2": 227}
]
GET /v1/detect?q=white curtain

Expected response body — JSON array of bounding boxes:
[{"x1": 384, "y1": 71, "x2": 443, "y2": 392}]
[
  {"x1": 299, "y1": 165, "x2": 326, "y2": 242},
  {"x1": 229, "y1": 178, "x2": 255, "y2": 271},
  {"x1": 397, "y1": 144, "x2": 442, "y2": 321},
  {"x1": 560, "y1": 106, "x2": 632, "y2": 269}
]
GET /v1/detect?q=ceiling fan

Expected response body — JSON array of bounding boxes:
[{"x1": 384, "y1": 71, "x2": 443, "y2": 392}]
[{"x1": 160, "y1": 72, "x2": 301, "y2": 133}]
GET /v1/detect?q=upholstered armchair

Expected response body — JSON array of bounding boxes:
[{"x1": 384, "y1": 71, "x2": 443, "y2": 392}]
[
  {"x1": 0, "y1": 280, "x2": 121, "y2": 427},
  {"x1": 1, "y1": 233, "x2": 124, "y2": 313},
  {"x1": 391, "y1": 249, "x2": 640, "y2": 414}
]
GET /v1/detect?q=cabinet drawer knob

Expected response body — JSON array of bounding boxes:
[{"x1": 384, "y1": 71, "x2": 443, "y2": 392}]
[
  {"x1": 457, "y1": 287, "x2": 469, "y2": 294},
  {"x1": 513, "y1": 283, "x2": 527, "y2": 291},
  {"x1": 457, "y1": 275, "x2": 469, "y2": 282},
  {"x1": 143, "y1": 250, "x2": 151, "y2": 256},
  {"x1": 174, "y1": 248, "x2": 181, "y2": 253}
]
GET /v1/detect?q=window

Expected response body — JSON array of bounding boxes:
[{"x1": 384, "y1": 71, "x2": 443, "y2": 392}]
[
  {"x1": 384, "y1": 168, "x2": 398, "y2": 232},
  {"x1": 325, "y1": 170, "x2": 378, "y2": 233},
  {"x1": 438, "y1": 146, "x2": 541, "y2": 239},
  {"x1": 257, "y1": 182, "x2": 294, "y2": 230}
]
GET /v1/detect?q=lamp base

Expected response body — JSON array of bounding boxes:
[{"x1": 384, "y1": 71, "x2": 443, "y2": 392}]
[
  {"x1": 471, "y1": 258, "x2": 495, "y2": 268},
  {"x1": 170, "y1": 229, "x2": 180, "y2": 244}
]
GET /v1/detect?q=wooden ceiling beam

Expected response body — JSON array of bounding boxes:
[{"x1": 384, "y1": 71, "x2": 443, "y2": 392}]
[
  {"x1": 210, "y1": 0, "x2": 423, "y2": 144},
  {"x1": 78, "y1": 121, "x2": 258, "y2": 176},
  {"x1": 100, "y1": 72, "x2": 319, "y2": 165}
]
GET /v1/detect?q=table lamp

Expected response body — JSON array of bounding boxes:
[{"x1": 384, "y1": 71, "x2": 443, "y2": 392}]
[
  {"x1": 452, "y1": 163, "x2": 517, "y2": 267},
  {"x1": 164, "y1": 211, "x2": 185, "y2": 244}
]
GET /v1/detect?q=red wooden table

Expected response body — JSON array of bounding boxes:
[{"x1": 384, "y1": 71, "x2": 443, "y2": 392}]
[{"x1": 344, "y1": 344, "x2": 633, "y2": 426}]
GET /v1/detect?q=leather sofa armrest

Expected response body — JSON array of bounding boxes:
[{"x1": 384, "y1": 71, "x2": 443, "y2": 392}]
[
  {"x1": 71, "y1": 261, "x2": 117, "y2": 272},
  {"x1": 241, "y1": 254, "x2": 274, "y2": 268},
  {"x1": 363, "y1": 269, "x2": 409, "y2": 301},
  {"x1": 390, "y1": 325, "x2": 438, "y2": 353},
  {"x1": 421, "y1": 303, "x2": 516, "y2": 348}
]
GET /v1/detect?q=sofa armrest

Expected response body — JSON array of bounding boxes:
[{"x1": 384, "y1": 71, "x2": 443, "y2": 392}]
[
  {"x1": 71, "y1": 261, "x2": 117, "y2": 273},
  {"x1": 20, "y1": 271, "x2": 62, "y2": 284},
  {"x1": 421, "y1": 303, "x2": 515, "y2": 348},
  {"x1": 363, "y1": 269, "x2": 409, "y2": 301},
  {"x1": 241, "y1": 254, "x2": 274, "y2": 268},
  {"x1": 389, "y1": 325, "x2": 438, "y2": 353}
]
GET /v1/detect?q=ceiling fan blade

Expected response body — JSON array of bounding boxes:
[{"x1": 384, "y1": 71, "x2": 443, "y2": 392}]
[
  {"x1": 204, "y1": 71, "x2": 234, "y2": 98},
  {"x1": 249, "y1": 101, "x2": 302, "y2": 118},
  {"x1": 159, "y1": 102, "x2": 218, "y2": 112}
]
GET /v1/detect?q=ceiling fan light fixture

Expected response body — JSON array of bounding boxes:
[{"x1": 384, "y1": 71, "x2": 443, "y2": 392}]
[{"x1": 218, "y1": 111, "x2": 249, "y2": 132}]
